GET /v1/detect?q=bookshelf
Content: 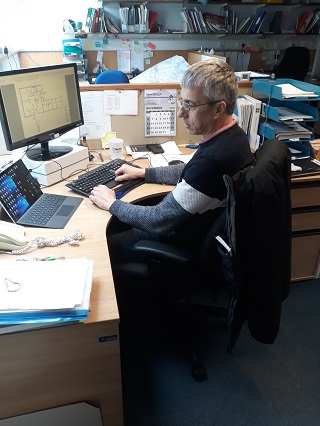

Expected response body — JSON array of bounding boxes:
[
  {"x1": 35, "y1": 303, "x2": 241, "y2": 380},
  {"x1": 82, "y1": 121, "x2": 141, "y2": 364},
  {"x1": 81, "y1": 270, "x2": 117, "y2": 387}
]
[
  {"x1": 98, "y1": 1, "x2": 320, "y2": 39},
  {"x1": 59, "y1": 2, "x2": 320, "y2": 77}
]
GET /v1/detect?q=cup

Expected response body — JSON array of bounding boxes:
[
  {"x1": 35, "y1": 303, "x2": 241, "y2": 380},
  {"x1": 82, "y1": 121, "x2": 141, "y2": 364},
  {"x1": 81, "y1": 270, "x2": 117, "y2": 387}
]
[{"x1": 109, "y1": 138, "x2": 125, "y2": 160}]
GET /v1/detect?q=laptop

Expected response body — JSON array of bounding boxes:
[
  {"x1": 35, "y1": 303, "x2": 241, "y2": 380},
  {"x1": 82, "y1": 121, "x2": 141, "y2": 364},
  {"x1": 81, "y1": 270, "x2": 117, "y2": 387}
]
[{"x1": 0, "y1": 159, "x2": 82, "y2": 229}]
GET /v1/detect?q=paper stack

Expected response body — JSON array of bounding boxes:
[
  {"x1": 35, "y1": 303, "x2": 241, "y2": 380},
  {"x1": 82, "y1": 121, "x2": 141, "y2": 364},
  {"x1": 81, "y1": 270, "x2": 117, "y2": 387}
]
[
  {"x1": 0, "y1": 257, "x2": 93, "y2": 328},
  {"x1": 277, "y1": 83, "x2": 318, "y2": 99}
]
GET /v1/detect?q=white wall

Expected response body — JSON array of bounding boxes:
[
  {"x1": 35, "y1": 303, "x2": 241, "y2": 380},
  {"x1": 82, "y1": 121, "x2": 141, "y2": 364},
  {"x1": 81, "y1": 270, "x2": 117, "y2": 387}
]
[{"x1": 0, "y1": 0, "x2": 101, "y2": 51}]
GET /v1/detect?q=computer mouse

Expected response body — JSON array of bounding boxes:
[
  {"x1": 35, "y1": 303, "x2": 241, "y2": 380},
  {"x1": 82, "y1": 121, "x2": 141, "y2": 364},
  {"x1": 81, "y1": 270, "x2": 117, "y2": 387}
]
[{"x1": 168, "y1": 160, "x2": 184, "y2": 166}]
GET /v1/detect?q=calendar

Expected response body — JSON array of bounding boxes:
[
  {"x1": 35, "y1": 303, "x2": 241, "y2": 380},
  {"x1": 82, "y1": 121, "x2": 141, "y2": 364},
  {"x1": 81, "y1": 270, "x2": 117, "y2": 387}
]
[{"x1": 144, "y1": 89, "x2": 177, "y2": 137}]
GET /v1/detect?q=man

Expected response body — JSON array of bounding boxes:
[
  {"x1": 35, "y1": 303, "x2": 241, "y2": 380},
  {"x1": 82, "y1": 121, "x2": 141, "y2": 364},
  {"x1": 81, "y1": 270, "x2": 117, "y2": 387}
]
[{"x1": 89, "y1": 59, "x2": 254, "y2": 325}]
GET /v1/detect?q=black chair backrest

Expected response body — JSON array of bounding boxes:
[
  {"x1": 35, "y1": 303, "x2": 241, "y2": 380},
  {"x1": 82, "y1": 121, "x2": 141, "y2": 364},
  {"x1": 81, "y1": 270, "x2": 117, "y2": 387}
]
[
  {"x1": 271, "y1": 46, "x2": 310, "y2": 81},
  {"x1": 223, "y1": 139, "x2": 292, "y2": 348}
]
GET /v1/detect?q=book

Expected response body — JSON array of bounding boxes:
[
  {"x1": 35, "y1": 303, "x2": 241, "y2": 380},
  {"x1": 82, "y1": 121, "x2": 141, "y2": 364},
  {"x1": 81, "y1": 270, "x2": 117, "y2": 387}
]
[
  {"x1": 269, "y1": 10, "x2": 283, "y2": 34},
  {"x1": 244, "y1": 95, "x2": 262, "y2": 152},
  {"x1": 85, "y1": 7, "x2": 96, "y2": 33},
  {"x1": 305, "y1": 9, "x2": 320, "y2": 34},
  {"x1": 190, "y1": 10, "x2": 201, "y2": 33},
  {"x1": 295, "y1": 11, "x2": 313, "y2": 34},
  {"x1": 236, "y1": 97, "x2": 254, "y2": 137},
  {"x1": 237, "y1": 16, "x2": 251, "y2": 34},
  {"x1": 246, "y1": 13, "x2": 258, "y2": 33},
  {"x1": 105, "y1": 17, "x2": 121, "y2": 33},
  {"x1": 251, "y1": 9, "x2": 267, "y2": 34},
  {"x1": 92, "y1": 8, "x2": 100, "y2": 33},
  {"x1": 194, "y1": 7, "x2": 209, "y2": 34},
  {"x1": 148, "y1": 10, "x2": 158, "y2": 31},
  {"x1": 182, "y1": 8, "x2": 195, "y2": 33},
  {"x1": 204, "y1": 12, "x2": 227, "y2": 33}
]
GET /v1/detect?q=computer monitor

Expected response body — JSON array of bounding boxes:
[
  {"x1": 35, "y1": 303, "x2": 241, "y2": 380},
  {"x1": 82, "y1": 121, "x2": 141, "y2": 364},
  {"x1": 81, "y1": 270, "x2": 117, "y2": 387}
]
[{"x1": 0, "y1": 63, "x2": 84, "y2": 161}]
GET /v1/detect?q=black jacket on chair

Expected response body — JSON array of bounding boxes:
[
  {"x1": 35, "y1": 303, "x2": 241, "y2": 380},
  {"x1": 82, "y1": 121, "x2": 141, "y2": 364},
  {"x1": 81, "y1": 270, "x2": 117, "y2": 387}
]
[{"x1": 223, "y1": 139, "x2": 292, "y2": 348}]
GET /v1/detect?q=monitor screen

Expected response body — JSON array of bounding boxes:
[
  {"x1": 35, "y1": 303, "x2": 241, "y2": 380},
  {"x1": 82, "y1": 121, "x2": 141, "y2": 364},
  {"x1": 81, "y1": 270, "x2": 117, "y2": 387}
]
[{"x1": 0, "y1": 63, "x2": 84, "y2": 161}]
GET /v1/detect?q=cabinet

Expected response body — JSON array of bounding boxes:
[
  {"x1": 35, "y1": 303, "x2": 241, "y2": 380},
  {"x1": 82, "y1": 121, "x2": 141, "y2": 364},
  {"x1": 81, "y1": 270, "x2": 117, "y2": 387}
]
[{"x1": 291, "y1": 177, "x2": 320, "y2": 281}]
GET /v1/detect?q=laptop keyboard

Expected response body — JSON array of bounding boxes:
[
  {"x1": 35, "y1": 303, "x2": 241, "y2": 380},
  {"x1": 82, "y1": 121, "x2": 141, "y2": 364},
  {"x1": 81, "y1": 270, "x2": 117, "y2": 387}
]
[{"x1": 21, "y1": 194, "x2": 67, "y2": 226}]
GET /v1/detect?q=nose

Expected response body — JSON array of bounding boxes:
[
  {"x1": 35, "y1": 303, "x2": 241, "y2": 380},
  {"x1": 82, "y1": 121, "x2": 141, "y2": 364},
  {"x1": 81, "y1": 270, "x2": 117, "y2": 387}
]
[{"x1": 177, "y1": 106, "x2": 188, "y2": 118}]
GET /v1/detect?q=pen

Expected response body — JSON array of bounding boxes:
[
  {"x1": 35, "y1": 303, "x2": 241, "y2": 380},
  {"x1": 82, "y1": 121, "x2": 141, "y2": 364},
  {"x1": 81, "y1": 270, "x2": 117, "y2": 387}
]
[{"x1": 178, "y1": 144, "x2": 199, "y2": 149}]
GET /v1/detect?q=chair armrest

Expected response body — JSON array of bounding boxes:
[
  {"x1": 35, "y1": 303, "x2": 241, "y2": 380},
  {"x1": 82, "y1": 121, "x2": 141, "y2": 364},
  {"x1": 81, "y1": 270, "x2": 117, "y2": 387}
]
[{"x1": 133, "y1": 240, "x2": 193, "y2": 264}]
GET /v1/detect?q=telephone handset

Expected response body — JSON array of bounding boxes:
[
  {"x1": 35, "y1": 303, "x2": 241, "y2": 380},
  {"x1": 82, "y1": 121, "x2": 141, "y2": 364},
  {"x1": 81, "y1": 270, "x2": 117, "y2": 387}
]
[{"x1": 0, "y1": 220, "x2": 28, "y2": 251}]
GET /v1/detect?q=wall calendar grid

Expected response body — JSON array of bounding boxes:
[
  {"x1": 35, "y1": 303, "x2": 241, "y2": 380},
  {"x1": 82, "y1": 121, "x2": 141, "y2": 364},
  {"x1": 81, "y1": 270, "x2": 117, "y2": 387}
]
[{"x1": 144, "y1": 89, "x2": 177, "y2": 137}]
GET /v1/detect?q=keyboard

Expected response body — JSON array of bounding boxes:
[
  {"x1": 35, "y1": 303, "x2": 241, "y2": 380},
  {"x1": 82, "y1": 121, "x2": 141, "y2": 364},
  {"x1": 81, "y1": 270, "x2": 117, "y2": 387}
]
[
  {"x1": 22, "y1": 194, "x2": 66, "y2": 226},
  {"x1": 65, "y1": 158, "x2": 145, "y2": 198}
]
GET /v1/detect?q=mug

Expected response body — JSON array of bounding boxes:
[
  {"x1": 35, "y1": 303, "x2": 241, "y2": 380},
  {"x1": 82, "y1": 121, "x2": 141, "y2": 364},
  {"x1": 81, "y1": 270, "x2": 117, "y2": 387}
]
[{"x1": 109, "y1": 138, "x2": 125, "y2": 160}]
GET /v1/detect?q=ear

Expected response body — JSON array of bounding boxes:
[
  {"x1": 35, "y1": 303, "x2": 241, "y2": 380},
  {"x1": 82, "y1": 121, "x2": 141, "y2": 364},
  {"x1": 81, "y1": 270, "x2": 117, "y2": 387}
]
[{"x1": 214, "y1": 100, "x2": 227, "y2": 116}]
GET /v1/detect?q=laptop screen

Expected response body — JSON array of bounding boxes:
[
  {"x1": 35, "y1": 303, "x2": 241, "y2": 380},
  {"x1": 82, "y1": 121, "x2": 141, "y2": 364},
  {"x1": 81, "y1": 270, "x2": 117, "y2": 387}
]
[{"x1": 0, "y1": 160, "x2": 42, "y2": 221}]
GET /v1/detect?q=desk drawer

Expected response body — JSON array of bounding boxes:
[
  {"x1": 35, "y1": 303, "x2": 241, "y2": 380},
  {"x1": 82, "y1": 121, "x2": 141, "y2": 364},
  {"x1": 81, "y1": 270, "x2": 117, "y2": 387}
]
[
  {"x1": 292, "y1": 208, "x2": 320, "y2": 232},
  {"x1": 291, "y1": 232, "x2": 320, "y2": 281},
  {"x1": 291, "y1": 182, "x2": 320, "y2": 209}
]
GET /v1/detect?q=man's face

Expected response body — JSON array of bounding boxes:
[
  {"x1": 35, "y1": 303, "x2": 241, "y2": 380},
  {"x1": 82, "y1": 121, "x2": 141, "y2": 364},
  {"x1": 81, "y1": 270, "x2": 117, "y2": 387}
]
[{"x1": 177, "y1": 87, "x2": 219, "y2": 138}]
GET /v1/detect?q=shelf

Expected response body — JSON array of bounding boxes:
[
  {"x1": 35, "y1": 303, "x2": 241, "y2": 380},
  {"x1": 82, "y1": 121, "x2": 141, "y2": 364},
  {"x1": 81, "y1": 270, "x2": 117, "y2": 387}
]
[
  {"x1": 253, "y1": 78, "x2": 320, "y2": 100},
  {"x1": 260, "y1": 98, "x2": 319, "y2": 122}
]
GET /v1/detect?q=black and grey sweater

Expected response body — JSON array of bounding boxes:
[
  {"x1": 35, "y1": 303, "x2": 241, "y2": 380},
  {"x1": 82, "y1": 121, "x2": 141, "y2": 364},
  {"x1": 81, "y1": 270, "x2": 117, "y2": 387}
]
[{"x1": 109, "y1": 123, "x2": 254, "y2": 245}]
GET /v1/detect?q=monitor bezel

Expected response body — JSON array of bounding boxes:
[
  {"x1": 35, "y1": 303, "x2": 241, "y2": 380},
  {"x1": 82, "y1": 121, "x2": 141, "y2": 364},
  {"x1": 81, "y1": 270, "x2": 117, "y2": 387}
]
[{"x1": 0, "y1": 63, "x2": 84, "y2": 156}]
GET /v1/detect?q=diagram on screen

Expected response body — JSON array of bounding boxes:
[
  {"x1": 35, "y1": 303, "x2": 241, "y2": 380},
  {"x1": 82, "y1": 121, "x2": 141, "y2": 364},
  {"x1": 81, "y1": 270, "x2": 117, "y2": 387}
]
[{"x1": 19, "y1": 85, "x2": 64, "y2": 133}]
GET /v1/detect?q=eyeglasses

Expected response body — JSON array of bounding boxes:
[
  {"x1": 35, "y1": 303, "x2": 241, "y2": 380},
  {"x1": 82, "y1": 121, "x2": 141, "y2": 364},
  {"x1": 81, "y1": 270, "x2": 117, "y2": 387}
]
[{"x1": 177, "y1": 98, "x2": 221, "y2": 111}]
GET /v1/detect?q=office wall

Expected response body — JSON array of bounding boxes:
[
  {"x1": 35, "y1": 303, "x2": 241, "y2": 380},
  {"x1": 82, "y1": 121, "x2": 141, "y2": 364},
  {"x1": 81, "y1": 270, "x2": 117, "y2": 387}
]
[{"x1": 79, "y1": 82, "x2": 252, "y2": 148}]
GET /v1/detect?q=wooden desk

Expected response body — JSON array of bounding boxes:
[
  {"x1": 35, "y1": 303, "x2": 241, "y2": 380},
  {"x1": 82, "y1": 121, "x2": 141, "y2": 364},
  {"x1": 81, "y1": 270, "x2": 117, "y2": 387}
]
[
  {"x1": 0, "y1": 154, "x2": 171, "y2": 425},
  {"x1": 0, "y1": 149, "x2": 319, "y2": 423}
]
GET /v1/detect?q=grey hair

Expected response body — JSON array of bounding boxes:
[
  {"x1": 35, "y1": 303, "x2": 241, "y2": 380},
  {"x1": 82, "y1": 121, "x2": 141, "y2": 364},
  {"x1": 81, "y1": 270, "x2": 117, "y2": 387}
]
[{"x1": 181, "y1": 59, "x2": 238, "y2": 115}]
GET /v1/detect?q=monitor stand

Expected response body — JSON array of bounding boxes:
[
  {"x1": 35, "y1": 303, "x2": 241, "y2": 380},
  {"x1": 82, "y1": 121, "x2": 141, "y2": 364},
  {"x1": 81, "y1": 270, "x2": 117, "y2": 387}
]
[
  {"x1": 22, "y1": 143, "x2": 89, "y2": 186},
  {"x1": 26, "y1": 141, "x2": 73, "y2": 162}
]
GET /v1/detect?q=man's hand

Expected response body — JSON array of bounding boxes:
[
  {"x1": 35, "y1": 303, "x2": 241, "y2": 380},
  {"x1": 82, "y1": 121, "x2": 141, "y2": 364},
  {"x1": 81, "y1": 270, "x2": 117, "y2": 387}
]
[
  {"x1": 114, "y1": 164, "x2": 145, "y2": 182},
  {"x1": 89, "y1": 185, "x2": 116, "y2": 211}
]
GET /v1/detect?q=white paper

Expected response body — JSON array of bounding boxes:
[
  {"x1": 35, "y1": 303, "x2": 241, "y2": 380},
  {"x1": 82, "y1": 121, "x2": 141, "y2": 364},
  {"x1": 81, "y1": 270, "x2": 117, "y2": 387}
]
[
  {"x1": 126, "y1": 141, "x2": 195, "y2": 166},
  {"x1": 80, "y1": 92, "x2": 111, "y2": 138},
  {"x1": 0, "y1": 258, "x2": 92, "y2": 310},
  {"x1": 103, "y1": 90, "x2": 138, "y2": 115},
  {"x1": 117, "y1": 50, "x2": 131, "y2": 73},
  {"x1": 277, "y1": 83, "x2": 318, "y2": 98}
]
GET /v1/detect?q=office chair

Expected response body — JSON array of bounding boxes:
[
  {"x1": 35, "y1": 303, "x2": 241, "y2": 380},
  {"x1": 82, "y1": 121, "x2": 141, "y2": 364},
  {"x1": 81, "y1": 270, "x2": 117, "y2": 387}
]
[
  {"x1": 124, "y1": 139, "x2": 292, "y2": 382},
  {"x1": 271, "y1": 46, "x2": 310, "y2": 81},
  {"x1": 95, "y1": 70, "x2": 130, "y2": 84}
]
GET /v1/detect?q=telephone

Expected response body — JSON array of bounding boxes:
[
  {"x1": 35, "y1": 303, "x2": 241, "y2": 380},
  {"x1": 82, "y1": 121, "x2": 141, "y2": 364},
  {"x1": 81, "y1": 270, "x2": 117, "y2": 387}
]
[{"x1": 0, "y1": 220, "x2": 28, "y2": 251}]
